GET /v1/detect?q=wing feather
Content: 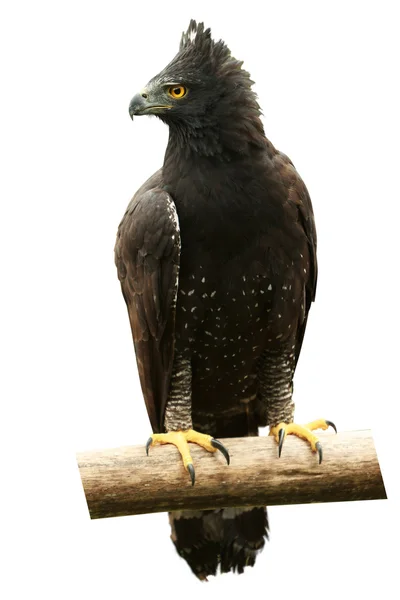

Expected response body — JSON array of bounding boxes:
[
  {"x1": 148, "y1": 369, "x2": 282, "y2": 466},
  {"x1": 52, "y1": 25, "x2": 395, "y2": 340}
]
[
  {"x1": 275, "y1": 152, "x2": 317, "y2": 365},
  {"x1": 115, "y1": 184, "x2": 180, "y2": 432}
]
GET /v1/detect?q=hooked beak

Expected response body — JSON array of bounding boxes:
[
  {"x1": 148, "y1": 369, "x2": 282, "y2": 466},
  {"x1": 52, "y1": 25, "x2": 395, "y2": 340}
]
[{"x1": 129, "y1": 93, "x2": 172, "y2": 119}]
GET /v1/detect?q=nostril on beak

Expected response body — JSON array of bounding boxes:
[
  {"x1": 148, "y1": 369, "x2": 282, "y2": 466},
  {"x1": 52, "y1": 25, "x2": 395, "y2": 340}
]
[{"x1": 141, "y1": 93, "x2": 148, "y2": 99}]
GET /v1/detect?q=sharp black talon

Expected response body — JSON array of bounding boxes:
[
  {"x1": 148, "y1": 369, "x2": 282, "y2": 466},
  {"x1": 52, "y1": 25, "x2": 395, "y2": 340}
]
[
  {"x1": 187, "y1": 463, "x2": 195, "y2": 486},
  {"x1": 145, "y1": 437, "x2": 153, "y2": 456},
  {"x1": 211, "y1": 439, "x2": 230, "y2": 465},
  {"x1": 325, "y1": 420, "x2": 337, "y2": 433},
  {"x1": 316, "y1": 441, "x2": 323, "y2": 464},
  {"x1": 278, "y1": 428, "x2": 285, "y2": 458}
]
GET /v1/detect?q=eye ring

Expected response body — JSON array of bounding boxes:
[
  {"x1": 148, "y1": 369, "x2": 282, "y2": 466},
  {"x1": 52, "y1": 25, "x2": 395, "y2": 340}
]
[{"x1": 168, "y1": 85, "x2": 187, "y2": 99}]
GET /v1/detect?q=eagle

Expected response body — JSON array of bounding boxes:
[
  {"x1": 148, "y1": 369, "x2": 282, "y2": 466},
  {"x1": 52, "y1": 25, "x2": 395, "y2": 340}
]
[{"x1": 115, "y1": 20, "x2": 335, "y2": 579}]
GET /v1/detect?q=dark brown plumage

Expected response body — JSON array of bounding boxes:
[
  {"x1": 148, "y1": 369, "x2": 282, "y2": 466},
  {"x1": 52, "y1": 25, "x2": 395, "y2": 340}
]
[{"x1": 115, "y1": 20, "x2": 317, "y2": 579}]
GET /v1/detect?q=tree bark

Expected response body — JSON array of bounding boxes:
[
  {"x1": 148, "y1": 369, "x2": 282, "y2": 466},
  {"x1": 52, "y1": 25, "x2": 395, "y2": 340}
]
[{"x1": 77, "y1": 430, "x2": 386, "y2": 519}]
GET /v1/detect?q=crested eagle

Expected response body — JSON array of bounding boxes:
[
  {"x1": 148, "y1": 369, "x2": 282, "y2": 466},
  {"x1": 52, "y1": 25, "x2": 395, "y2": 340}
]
[{"x1": 115, "y1": 20, "x2": 335, "y2": 579}]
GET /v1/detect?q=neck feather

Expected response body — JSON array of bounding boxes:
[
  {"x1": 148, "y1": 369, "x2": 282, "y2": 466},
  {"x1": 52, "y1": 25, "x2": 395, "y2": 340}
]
[{"x1": 164, "y1": 105, "x2": 268, "y2": 164}]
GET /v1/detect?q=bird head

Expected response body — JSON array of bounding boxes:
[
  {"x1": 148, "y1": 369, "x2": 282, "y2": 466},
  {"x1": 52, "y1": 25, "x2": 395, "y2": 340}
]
[{"x1": 129, "y1": 20, "x2": 265, "y2": 155}]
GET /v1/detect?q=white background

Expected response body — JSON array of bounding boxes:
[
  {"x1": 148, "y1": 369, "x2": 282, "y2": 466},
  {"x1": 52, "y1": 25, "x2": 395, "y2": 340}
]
[{"x1": 1, "y1": 0, "x2": 399, "y2": 598}]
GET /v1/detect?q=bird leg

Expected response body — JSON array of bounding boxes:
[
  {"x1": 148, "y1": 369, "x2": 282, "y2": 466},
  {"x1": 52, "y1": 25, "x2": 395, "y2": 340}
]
[
  {"x1": 269, "y1": 418, "x2": 337, "y2": 463},
  {"x1": 146, "y1": 429, "x2": 230, "y2": 485},
  {"x1": 147, "y1": 351, "x2": 229, "y2": 485}
]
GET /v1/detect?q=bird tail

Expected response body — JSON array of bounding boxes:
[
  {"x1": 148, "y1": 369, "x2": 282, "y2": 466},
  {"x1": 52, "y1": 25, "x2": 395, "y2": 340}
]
[
  {"x1": 168, "y1": 411, "x2": 268, "y2": 579},
  {"x1": 169, "y1": 506, "x2": 268, "y2": 580}
]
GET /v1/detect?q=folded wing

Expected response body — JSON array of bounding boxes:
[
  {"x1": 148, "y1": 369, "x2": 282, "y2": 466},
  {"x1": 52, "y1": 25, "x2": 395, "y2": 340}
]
[{"x1": 115, "y1": 185, "x2": 181, "y2": 432}]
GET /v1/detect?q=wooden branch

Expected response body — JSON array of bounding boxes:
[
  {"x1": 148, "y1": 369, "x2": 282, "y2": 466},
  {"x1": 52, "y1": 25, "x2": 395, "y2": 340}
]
[{"x1": 77, "y1": 430, "x2": 386, "y2": 519}]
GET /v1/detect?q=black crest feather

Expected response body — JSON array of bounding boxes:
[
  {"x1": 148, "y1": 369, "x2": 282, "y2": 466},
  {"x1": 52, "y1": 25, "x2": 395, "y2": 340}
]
[
  {"x1": 177, "y1": 19, "x2": 232, "y2": 74},
  {"x1": 180, "y1": 20, "x2": 211, "y2": 50}
]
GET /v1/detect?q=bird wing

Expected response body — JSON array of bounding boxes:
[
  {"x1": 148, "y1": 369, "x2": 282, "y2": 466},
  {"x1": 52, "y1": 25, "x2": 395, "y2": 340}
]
[
  {"x1": 277, "y1": 152, "x2": 318, "y2": 366},
  {"x1": 115, "y1": 177, "x2": 181, "y2": 433}
]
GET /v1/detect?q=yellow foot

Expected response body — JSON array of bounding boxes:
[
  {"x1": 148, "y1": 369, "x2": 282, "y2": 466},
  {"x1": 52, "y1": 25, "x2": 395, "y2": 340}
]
[
  {"x1": 269, "y1": 419, "x2": 337, "y2": 464},
  {"x1": 146, "y1": 429, "x2": 230, "y2": 485}
]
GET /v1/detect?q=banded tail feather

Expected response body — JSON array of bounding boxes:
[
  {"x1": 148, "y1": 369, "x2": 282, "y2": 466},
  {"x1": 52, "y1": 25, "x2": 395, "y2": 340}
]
[{"x1": 169, "y1": 506, "x2": 269, "y2": 580}]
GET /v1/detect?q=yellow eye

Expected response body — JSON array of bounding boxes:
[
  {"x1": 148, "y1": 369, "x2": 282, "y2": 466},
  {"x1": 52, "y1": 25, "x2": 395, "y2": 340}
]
[{"x1": 168, "y1": 85, "x2": 187, "y2": 99}]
